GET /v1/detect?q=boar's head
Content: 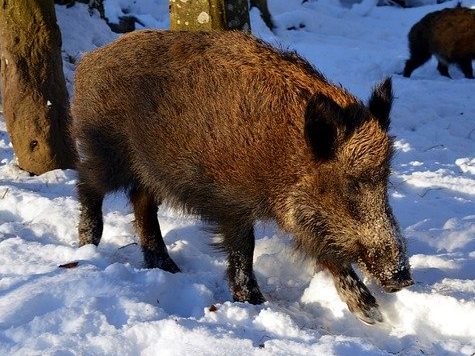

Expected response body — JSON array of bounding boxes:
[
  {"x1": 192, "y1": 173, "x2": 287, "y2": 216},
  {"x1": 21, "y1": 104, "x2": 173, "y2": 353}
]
[{"x1": 286, "y1": 78, "x2": 413, "y2": 293}]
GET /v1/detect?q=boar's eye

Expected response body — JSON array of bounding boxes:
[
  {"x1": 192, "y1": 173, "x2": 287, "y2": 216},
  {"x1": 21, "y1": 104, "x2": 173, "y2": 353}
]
[
  {"x1": 348, "y1": 180, "x2": 362, "y2": 192},
  {"x1": 344, "y1": 181, "x2": 364, "y2": 219},
  {"x1": 347, "y1": 178, "x2": 367, "y2": 194}
]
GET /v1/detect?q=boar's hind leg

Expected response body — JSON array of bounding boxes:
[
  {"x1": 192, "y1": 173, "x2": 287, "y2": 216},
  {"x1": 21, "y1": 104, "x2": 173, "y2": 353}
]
[
  {"x1": 324, "y1": 262, "x2": 383, "y2": 324},
  {"x1": 129, "y1": 185, "x2": 180, "y2": 273},
  {"x1": 457, "y1": 59, "x2": 474, "y2": 79},
  {"x1": 222, "y1": 224, "x2": 265, "y2": 304},
  {"x1": 77, "y1": 181, "x2": 104, "y2": 246}
]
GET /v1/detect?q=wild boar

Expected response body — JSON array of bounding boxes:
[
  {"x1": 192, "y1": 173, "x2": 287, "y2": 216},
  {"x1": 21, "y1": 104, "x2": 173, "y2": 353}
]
[
  {"x1": 403, "y1": 6, "x2": 475, "y2": 79},
  {"x1": 71, "y1": 30, "x2": 413, "y2": 324}
]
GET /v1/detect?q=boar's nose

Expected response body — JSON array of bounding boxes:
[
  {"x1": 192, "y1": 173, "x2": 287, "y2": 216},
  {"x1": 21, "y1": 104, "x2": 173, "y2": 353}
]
[{"x1": 383, "y1": 270, "x2": 414, "y2": 293}]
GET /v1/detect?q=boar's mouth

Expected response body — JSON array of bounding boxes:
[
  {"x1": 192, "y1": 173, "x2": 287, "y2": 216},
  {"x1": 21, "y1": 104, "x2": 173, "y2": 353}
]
[
  {"x1": 381, "y1": 267, "x2": 414, "y2": 293},
  {"x1": 372, "y1": 267, "x2": 414, "y2": 293},
  {"x1": 382, "y1": 278, "x2": 414, "y2": 293}
]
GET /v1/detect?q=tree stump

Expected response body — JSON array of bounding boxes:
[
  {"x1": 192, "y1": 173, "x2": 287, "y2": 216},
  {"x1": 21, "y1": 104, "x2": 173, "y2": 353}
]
[{"x1": 0, "y1": 0, "x2": 76, "y2": 175}]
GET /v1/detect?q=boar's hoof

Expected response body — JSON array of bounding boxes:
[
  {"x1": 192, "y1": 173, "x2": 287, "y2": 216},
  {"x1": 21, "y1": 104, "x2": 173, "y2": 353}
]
[
  {"x1": 232, "y1": 287, "x2": 266, "y2": 305},
  {"x1": 158, "y1": 258, "x2": 181, "y2": 274},
  {"x1": 343, "y1": 285, "x2": 383, "y2": 324},
  {"x1": 349, "y1": 302, "x2": 383, "y2": 325},
  {"x1": 144, "y1": 254, "x2": 181, "y2": 273}
]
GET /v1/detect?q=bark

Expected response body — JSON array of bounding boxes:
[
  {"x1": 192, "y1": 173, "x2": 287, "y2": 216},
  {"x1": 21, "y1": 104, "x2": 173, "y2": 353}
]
[
  {"x1": 170, "y1": 0, "x2": 251, "y2": 31},
  {"x1": 0, "y1": 0, "x2": 76, "y2": 175}
]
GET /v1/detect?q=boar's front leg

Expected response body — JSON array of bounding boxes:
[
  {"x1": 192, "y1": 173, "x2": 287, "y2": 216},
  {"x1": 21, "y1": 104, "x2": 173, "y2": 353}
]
[
  {"x1": 222, "y1": 223, "x2": 265, "y2": 304},
  {"x1": 129, "y1": 186, "x2": 180, "y2": 273},
  {"x1": 403, "y1": 50, "x2": 431, "y2": 78},
  {"x1": 77, "y1": 181, "x2": 104, "y2": 247},
  {"x1": 323, "y1": 262, "x2": 383, "y2": 324}
]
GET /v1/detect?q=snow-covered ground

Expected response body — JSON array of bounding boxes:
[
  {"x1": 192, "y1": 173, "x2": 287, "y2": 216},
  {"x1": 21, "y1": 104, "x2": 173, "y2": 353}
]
[{"x1": 1, "y1": 0, "x2": 474, "y2": 354}]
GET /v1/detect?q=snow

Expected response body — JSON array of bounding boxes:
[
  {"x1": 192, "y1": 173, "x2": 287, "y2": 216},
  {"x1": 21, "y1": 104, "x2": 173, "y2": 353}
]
[
  {"x1": 102, "y1": 0, "x2": 169, "y2": 28},
  {"x1": 1, "y1": 0, "x2": 474, "y2": 355}
]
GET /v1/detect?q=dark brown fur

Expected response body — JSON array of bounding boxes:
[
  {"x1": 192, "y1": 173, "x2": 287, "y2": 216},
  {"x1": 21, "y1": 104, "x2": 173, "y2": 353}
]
[
  {"x1": 404, "y1": 7, "x2": 475, "y2": 79},
  {"x1": 72, "y1": 30, "x2": 413, "y2": 324}
]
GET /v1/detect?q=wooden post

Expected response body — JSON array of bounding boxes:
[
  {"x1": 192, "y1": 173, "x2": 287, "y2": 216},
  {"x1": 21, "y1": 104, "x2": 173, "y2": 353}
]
[{"x1": 170, "y1": 0, "x2": 251, "y2": 31}]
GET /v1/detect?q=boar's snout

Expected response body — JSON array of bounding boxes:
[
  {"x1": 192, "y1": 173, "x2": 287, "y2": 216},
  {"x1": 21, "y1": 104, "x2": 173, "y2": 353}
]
[{"x1": 382, "y1": 268, "x2": 414, "y2": 293}]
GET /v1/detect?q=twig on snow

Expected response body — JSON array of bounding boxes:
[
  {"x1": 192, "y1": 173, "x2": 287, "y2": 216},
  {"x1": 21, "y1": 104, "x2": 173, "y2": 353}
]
[{"x1": 1, "y1": 188, "x2": 8, "y2": 199}]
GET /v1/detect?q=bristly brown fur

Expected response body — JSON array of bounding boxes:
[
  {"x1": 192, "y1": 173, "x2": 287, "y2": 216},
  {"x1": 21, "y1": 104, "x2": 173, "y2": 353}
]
[
  {"x1": 72, "y1": 30, "x2": 412, "y2": 324},
  {"x1": 404, "y1": 7, "x2": 475, "y2": 78}
]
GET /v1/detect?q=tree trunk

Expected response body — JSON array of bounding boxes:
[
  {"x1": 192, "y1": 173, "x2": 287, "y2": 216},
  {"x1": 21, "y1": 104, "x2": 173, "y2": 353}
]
[
  {"x1": 0, "y1": 0, "x2": 76, "y2": 175},
  {"x1": 170, "y1": 0, "x2": 251, "y2": 31}
]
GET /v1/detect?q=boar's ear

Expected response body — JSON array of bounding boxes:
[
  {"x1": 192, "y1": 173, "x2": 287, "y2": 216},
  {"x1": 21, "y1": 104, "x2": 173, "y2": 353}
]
[
  {"x1": 368, "y1": 77, "x2": 393, "y2": 131},
  {"x1": 304, "y1": 93, "x2": 345, "y2": 160}
]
